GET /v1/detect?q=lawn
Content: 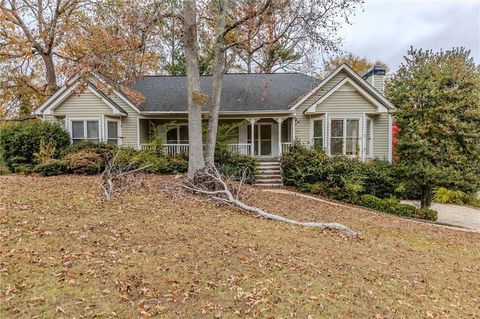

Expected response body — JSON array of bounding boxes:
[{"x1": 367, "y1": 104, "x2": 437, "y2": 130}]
[{"x1": 1, "y1": 175, "x2": 479, "y2": 318}]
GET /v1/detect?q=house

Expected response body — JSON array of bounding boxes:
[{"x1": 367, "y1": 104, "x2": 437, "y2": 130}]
[{"x1": 34, "y1": 64, "x2": 394, "y2": 162}]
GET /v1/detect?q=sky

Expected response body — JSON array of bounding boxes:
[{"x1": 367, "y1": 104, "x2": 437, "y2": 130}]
[{"x1": 337, "y1": 0, "x2": 480, "y2": 71}]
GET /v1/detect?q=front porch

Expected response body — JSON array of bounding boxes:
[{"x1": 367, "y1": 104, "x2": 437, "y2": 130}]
[{"x1": 138, "y1": 117, "x2": 294, "y2": 158}]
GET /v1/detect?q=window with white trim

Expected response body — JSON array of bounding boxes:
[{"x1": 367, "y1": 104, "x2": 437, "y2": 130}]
[
  {"x1": 312, "y1": 119, "x2": 323, "y2": 150},
  {"x1": 330, "y1": 118, "x2": 360, "y2": 156},
  {"x1": 166, "y1": 125, "x2": 188, "y2": 144},
  {"x1": 71, "y1": 120, "x2": 100, "y2": 144},
  {"x1": 365, "y1": 118, "x2": 372, "y2": 157},
  {"x1": 107, "y1": 121, "x2": 119, "y2": 145}
]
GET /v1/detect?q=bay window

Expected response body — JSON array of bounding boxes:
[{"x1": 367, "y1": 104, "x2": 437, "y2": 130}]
[{"x1": 71, "y1": 120, "x2": 100, "y2": 144}]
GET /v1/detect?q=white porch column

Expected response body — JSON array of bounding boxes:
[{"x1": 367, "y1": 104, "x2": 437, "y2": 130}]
[
  {"x1": 248, "y1": 118, "x2": 258, "y2": 156},
  {"x1": 292, "y1": 116, "x2": 296, "y2": 142},
  {"x1": 275, "y1": 118, "x2": 284, "y2": 156}
]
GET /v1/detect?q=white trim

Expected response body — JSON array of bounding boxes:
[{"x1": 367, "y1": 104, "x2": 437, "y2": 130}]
[
  {"x1": 87, "y1": 86, "x2": 126, "y2": 115},
  {"x1": 41, "y1": 83, "x2": 82, "y2": 115},
  {"x1": 309, "y1": 115, "x2": 324, "y2": 149},
  {"x1": 290, "y1": 64, "x2": 394, "y2": 111},
  {"x1": 361, "y1": 113, "x2": 366, "y2": 162},
  {"x1": 68, "y1": 117, "x2": 102, "y2": 143},
  {"x1": 304, "y1": 77, "x2": 389, "y2": 114},
  {"x1": 90, "y1": 73, "x2": 142, "y2": 114},
  {"x1": 289, "y1": 65, "x2": 348, "y2": 110},
  {"x1": 388, "y1": 114, "x2": 393, "y2": 163},
  {"x1": 328, "y1": 117, "x2": 362, "y2": 157},
  {"x1": 136, "y1": 118, "x2": 141, "y2": 150},
  {"x1": 106, "y1": 118, "x2": 122, "y2": 146}
]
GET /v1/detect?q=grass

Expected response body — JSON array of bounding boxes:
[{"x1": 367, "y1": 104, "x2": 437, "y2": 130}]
[{"x1": 1, "y1": 175, "x2": 480, "y2": 318}]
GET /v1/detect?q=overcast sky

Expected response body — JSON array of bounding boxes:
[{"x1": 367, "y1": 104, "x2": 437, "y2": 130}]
[{"x1": 337, "y1": 0, "x2": 480, "y2": 71}]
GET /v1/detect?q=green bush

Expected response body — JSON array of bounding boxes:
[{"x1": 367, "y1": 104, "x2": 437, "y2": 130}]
[
  {"x1": 34, "y1": 159, "x2": 68, "y2": 176},
  {"x1": 281, "y1": 143, "x2": 401, "y2": 202},
  {"x1": 360, "y1": 194, "x2": 436, "y2": 220},
  {"x1": 433, "y1": 187, "x2": 467, "y2": 204},
  {"x1": 13, "y1": 164, "x2": 33, "y2": 174},
  {"x1": 133, "y1": 150, "x2": 188, "y2": 174},
  {"x1": 215, "y1": 148, "x2": 257, "y2": 184},
  {"x1": 65, "y1": 150, "x2": 103, "y2": 174},
  {"x1": 0, "y1": 121, "x2": 70, "y2": 171},
  {"x1": 416, "y1": 208, "x2": 438, "y2": 221},
  {"x1": 61, "y1": 140, "x2": 118, "y2": 158}
]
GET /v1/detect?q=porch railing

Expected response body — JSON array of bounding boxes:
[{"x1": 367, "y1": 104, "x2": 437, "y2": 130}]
[
  {"x1": 226, "y1": 143, "x2": 251, "y2": 155},
  {"x1": 281, "y1": 142, "x2": 293, "y2": 153},
  {"x1": 140, "y1": 143, "x2": 252, "y2": 156}
]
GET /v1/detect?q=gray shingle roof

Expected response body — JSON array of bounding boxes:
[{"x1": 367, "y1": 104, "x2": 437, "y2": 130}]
[{"x1": 128, "y1": 73, "x2": 318, "y2": 112}]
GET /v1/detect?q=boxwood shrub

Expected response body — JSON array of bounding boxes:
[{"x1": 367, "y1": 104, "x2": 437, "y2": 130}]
[
  {"x1": 281, "y1": 143, "x2": 438, "y2": 221},
  {"x1": 0, "y1": 120, "x2": 70, "y2": 171}
]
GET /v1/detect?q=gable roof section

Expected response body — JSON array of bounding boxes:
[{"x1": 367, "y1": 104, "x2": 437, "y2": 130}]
[
  {"x1": 304, "y1": 77, "x2": 389, "y2": 114},
  {"x1": 289, "y1": 64, "x2": 394, "y2": 111},
  {"x1": 35, "y1": 78, "x2": 128, "y2": 116},
  {"x1": 128, "y1": 73, "x2": 317, "y2": 113}
]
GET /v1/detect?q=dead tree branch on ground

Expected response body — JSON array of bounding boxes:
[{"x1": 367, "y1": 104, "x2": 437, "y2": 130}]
[
  {"x1": 99, "y1": 152, "x2": 151, "y2": 201},
  {"x1": 184, "y1": 165, "x2": 360, "y2": 237}
]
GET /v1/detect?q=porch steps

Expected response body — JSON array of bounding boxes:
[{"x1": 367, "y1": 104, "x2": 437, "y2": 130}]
[{"x1": 255, "y1": 160, "x2": 283, "y2": 187}]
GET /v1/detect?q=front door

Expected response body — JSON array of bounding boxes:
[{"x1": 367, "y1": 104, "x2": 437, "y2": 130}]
[{"x1": 248, "y1": 124, "x2": 272, "y2": 157}]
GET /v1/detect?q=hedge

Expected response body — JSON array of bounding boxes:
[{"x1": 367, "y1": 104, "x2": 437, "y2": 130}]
[
  {"x1": 281, "y1": 143, "x2": 438, "y2": 221},
  {"x1": 0, "y1": 120, "x2": 70, "y2": 171}
]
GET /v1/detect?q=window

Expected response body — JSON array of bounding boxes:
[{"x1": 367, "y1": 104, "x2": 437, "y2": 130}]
[
  {"x1": 330, "y1": 119, "x2": 344, "y2": 155},
  {"x1": 166, "y1": 125, "x2": 188, "y2": 144},
  {"x1": 365, "y1": 118, "x2": 372, "y2": 157},
  {"x1": 346, "y1": 119, "x2": 359, "y2": 156},
  {"x1": 329, "y1": 118, "x2": 360, "y2": 156},
  {"x1": 312, "y1": 119, "x2": 323, "y2": 150},
  {"x1": 107, "y1": 121, "x2": 119, "y2": 145},
  {"x1": 71, "y1": 120, "x2": 99, "y2": 144}
]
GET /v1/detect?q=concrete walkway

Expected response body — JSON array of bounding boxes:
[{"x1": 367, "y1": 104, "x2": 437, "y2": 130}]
[{"x1": 402, "y1": 201, "x2": 480, "y2": 231}]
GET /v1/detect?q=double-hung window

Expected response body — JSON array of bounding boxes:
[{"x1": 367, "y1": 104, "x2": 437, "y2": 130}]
[
  {"x1": 330, "y1": 118, "x2": 360, "y2": 156},
  {"x1": 71, "y1": 120, "x2": 100, "y2": 144},
  {"x1": 365, "y1": 118, "x2": 372, "y2": 158},
  {"x1": 166, "y1": 125, "x2": 188, "y2": 144},
  {"x1": 312, "y1": 119, "x2": 323, "y2": 150},
  {"x1": 107, "y1": 121, "x2": 119, "y2": 145}
]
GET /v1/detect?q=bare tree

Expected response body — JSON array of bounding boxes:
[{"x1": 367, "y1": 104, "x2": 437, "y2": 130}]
[
  {"x1": 0, "y1": 0, "x2": 87, "y2": 93},
  {"x1": 182, "y1": 0, "x2": 205, "y2": 178},
  {"x1": 184, "y1": 165, "x2": 359, "y2": 237}
]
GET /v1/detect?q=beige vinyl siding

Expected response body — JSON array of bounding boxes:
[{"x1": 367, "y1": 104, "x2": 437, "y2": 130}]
[
  {"x1": 53, "y1": 91, "x2": 114, "y2": 116},
  {"x1": 373, "y1": 113, "x2": 390, "y2": 160},
  {"x1": 109, "y1": 94, "x2": 140, "y2": 148},
  {"x1": 315, "y1": 84, "x2": 377, "y2": 114},
  {"x1": 295, "y1": 70, "x2": 348, "y2": 144},
  {"x1": 52, "y1": 89, "x2": 142, "y2": 148}
]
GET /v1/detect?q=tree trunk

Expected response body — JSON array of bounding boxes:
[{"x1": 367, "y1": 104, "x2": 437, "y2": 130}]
[
  {"x1": 205, "y1": 3, "x2": 226, "y2": 166},
  {"x1": 182, "y1": 0, "x2": 205, "y2": 179},
  {"x1": 420, "y1": 184, "x2": 433, "y2": 208},
  {"x1": 41, "y1": 53, "x2": 58, "y2": 94}
]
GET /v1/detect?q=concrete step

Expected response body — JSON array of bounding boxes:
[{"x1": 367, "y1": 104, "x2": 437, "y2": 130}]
[
  {"x1": 256, "y1": 178, "x2": 283, "y2": 184},
  {"x1": 258, "y1": 170, "x2": 281, "y2": 175},
  {"x1": 255, "y1": 183, "x2": 283, "y2": 187},
  {"x1": 257, "y1": 174, "x2": 282, "y2": 179}
]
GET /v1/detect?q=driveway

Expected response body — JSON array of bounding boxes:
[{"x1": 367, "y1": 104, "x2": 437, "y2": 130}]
[{"x1": 403, "y1": 201, "x2": 480, "y2": 231}]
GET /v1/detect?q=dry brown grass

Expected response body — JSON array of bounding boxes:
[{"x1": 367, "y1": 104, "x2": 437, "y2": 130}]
[{"x1": 1, "y1": 174, "x2": 479, "y2": 318}]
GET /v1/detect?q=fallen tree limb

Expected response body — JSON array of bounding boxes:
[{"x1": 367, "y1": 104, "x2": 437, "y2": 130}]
[{"x1": 184, "y1": 165, "x2": 360, "y2": 237}]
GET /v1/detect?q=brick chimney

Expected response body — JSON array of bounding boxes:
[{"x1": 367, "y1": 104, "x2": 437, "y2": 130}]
[{"x1": 362, "y1": 64, "x2": 387, "y2": 94}]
